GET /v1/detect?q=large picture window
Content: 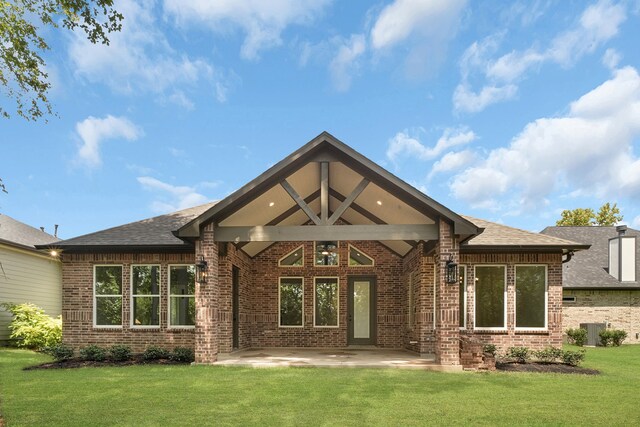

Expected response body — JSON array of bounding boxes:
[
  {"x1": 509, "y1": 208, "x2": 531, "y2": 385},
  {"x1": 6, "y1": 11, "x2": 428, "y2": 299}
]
[
  {"x1": 459, "y1": 265, "x2": 467, "y2": 329},
  {"x1": 515, "y1": 265, "x2": 547, "y2": 329},
  {"x1": 279, "y1": 277, "x2": 303, "y2": 327},
  {"x1": 474, "y1": 265, "x2": 506, "y2": 329},
  {"x1": 314, "y1": 277, "x2": 339, "y2": 327},
  {"x1": 94, "y1": 265, "x2": 123, "y2": 327},
  {"x1": 131, "y1": 265, "x2": 160, "y2": 327},
  {"x1": 169, "y1": 265, "x2": 195, "y2": 327}
]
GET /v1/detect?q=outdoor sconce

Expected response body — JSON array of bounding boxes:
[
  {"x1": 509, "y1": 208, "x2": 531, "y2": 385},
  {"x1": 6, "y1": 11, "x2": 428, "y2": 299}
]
[
  {"x1": 446, "y1": 257, "x2": 458, "y2": 284},
  {"x1": 196, "y1": 255, "x2": 208, "y2": 283}
]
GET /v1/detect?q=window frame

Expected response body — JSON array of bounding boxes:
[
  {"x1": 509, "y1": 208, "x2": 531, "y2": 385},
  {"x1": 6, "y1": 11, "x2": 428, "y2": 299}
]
[
  {"x1": 313, "y1": 276, "x2": 340, "y2": 328},
  {"x1": 278, "y1": 245, "x2": 304, "y2": 267},
  {"x1": 348, "y1": 244, "x2": 375, "y2": 267},
  {"x1": 459, "y1": 265, "x2": 467, "y2": 330},
  {"x1": 93, "y1": 264, "x2": 123, "y2": 329},
  {"x1": 130, "y1": 264, "x2": 161, "y2": 329},
  {"x1": 167, "y1": 264, "x2": 196, "y2": 329},
  {"x1": 514, "y1": 264, "x2": 548, "y2": 331},
  {"x1": 313, "y1": 241, "x2": 340, "y2": 267},
  {"x1": 278, "y1": 277, "x2": 304, "y2": 328},
  {"x1": 473, "y1": 264, "x2": 507, "y2": 331}
]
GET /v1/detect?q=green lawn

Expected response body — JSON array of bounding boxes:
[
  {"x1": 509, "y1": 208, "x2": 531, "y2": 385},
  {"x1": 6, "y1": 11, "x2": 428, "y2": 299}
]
[{"x1": 1, "y1": 346, "x2": 639, "y2": 426}]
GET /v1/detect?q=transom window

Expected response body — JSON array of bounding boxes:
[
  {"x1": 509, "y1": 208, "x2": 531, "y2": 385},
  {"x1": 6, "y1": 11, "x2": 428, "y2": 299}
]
[
  {"x1": 515, "y1": 265, "x2": 547, "y2": 329},
  {"x1": 131, "y1": 265, "x2": 160, "y2": 327},
  {"x1": 474, "y1": 265, "x2": 506, "y2": 329},
  {"x1": 314, "y1": 277, "x2": 339, "y2": 327},
  {"x1": 279, "y1": 245, "x2": 304, "y2": 267},
  {"x1": 459, "y1": 265, "x2": 467, "y2": 329},
  {"x1": 279, "y1": 277, "x2": 303, "y2": 327},
  {"x1": 94, "y1": 265, "x2": 122, "y2": 327},
  {"x1": 348, "y1": 244, "x2": 374, "y2": 266},
  {"x1": 169, "y1": 265, "x2": 195, "y2": 327},
  {"x1": 315, "y1": 241, "x2": 339, "y2": 266}
]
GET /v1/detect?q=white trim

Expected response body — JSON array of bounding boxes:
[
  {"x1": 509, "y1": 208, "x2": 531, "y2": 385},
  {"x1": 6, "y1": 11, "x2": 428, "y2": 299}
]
[
  {"x1": 313, "y1": 276, "x2": 340, "y2": 328},
  {"x1": 278, "y1": 245, "x2": 304, "y2": 267},
  {"x1": 167, "y1": 264, "x2": 196, "y2": 329},
  {"x1": 130, "y1": 264, "x2": 161, "y2": 329},
  {"x1": 313, "y1": 241, "x2": 340, "y2": 267},
  {"x1": 348, "y1": 244, "x2": 375, "y2": 267},
  {"x1": 459, "y1": 265, "x2": 467, "y2": 330},
  {"x1": 93, "y1": 264, "x2": 123, "y2": 329},
  {"x1": 278, "y1": 277, "x2": 304, "y2": 328},
  {"x1": 514, "y1": 264, "x2": 548, "y2": 331},
  {"x1": 473, "y1": 264, "x2": 507, "y2": 331}
]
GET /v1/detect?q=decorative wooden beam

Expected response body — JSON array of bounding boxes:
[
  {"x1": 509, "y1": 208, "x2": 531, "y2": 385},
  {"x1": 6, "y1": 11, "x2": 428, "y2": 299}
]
[
  {"x1": 214, "y1": 224, "x2": 438, "y2": 242},
  {"x1": 320, "y1": 161, "x2": 329, "y2": 224},
  {"x1": 328, "y1": 178, "x2": 369, "y2": 225},
  {"x1": 280, "y1": 180, "x2": 321, "y2": 225}
]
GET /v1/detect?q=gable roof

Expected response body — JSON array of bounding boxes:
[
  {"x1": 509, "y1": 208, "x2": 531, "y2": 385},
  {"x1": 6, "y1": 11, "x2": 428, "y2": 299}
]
[
  {"x1": 541, "y1": 226, "x2": 640, "y2": 289},
  {"x1": 0, "y1": 214, "x2": 59, "y2": 252}
]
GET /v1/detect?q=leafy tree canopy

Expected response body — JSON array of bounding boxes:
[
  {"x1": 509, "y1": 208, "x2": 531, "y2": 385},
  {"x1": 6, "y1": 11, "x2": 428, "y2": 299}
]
[{"x1": 556, "y1": 202, "x2": 623, "y2": 226}]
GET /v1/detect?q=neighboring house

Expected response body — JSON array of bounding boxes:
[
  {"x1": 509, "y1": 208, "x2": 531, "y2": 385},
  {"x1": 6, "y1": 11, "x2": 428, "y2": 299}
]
[
  {"x1": 0, "y1": 215, "x2": 61, "y2": 343},
  {"x1": 541, "y1": 225, "x2": 640, "y2": 343},
  {"x1": 43, "y1": 132, "x2": 586, "y2": 366}
]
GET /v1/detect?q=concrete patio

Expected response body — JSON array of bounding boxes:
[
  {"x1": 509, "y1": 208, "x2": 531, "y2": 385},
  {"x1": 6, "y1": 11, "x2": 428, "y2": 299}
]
[{"x1": 215, "y1": 348, "x2": 463, "y2": 371}]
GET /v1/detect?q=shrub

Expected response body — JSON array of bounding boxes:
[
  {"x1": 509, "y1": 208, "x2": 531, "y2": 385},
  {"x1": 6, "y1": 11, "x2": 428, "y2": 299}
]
[
  {"x1": 0, "y1": 302, "x2": 62, "y2": 350},
  {"x1": 506, "y1": 346, "x2": 530, "y2": 363},
  {"x1": 599, "y1": 329, "x2": 612, "y2": 347},
  {"x1": 44, "y1": 344, "x2": 74, "y2": 362},
  {"x1": 80, "y1": 345, "x2": 107, "y2": 361},
  {"x1": 109, "y1": 344, "x2": 132, "y2": 362},
  {"x1": 483, "y1": 344, "x2": 497, "y2": 356},
  {"x1": 143, "y1": 346, "x2": 170, "y2": 361},
  {"x1": 562, "y1": 349, "x2": 586, "y2": 366},
  {"x1": 171, "y1": 347, "x2": 195, "y2": 363},
  {"x1": 534, "y1": 346, "x2": 563, "y2": 363},
  {"x1": 599, "y1": 329, "x2": 627, "y2": 347},
  {"x1": 566, "y1": 328, "x2": 588, "y2": 347}
]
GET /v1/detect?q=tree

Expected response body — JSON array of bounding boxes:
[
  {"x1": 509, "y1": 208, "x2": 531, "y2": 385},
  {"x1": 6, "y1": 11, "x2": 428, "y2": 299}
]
[
  {"x1": 1, "y1": 0, "x2": 123, "y2": 121},
  {"x1": 556, "y1": 203, "x2": 623, "y2": 226}
]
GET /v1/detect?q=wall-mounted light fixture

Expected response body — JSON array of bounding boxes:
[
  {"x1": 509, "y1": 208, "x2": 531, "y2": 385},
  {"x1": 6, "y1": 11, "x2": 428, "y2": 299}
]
[
  {"x1": 196, "y1": 255, "x2": 208, "y2": 283},
  {"x1": 445, "y1": 256, "x2": 458, "y2": 284}
]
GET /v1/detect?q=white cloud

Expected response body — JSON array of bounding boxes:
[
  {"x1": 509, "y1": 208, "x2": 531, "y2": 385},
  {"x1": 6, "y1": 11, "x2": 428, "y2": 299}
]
[
  {"x1": 453, "y1": 83, "x2": 517, "y2": 113},
  {"x1": 386, "y1": 127, "x2": 476, "y2": 164},
  {"x1": 329, "y1": 34, "x2": 366, "y2": 92},
  {"x1": 633, "y1": 215, "x2": 640, "y2": 228},
  {"x1": 450, "y1": 66, "x2": 640, "y2": 209},
  {"x1": 75, "y1": 115, "x2": 142, "y2": 168},
  {"x1": 137, "y1": 176, "x2": 210, "y2": 213},
  {"x1": 603, "y1": 48, "x2": 622, "y2": 70},
  {"x1": 163, "y1": 0, "x2": 332, "y2": 60},
  {"x1": 428, "y1": 150, "x2": 476, "y2": 179}
]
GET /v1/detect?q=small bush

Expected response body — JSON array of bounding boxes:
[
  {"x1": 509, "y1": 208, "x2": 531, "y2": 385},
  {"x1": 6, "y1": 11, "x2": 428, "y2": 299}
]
[
  {"x1": 143, "y1": 346, "x2": 170, "y2": 361},
  {"x1": 562, "y1": 349, "x2": 586, "y2": 366},
  {"x1": 506, "y1": 346, "x2": 530, "y2": 363},
  {"x1": 170, "y1": 347, "x2": 195, "y2": 363},
  {"x1": 44, "y1": 344, "x2": 74, "y2": 362},
  {"x1": 534, "y1": 346, "x2": 563, "y2": 363},
  {"x1": 566, "y1": 328, "x2": 588, "y2": 347},
  {"x1": 599, "y1": 329, "x2": 627, "y2": 347},
  {"x1": 0, "y1": 302, "x2": 62, "y2": 350},
  {"x1": 109, "y1": 345, "x2": 132, "y2": 361},
  {"x1": 483, "y1": 344, "x2": 497, "y2": 356},
  {"x1": 80, "y1": 345, "x2": 107, "y2": 361}
]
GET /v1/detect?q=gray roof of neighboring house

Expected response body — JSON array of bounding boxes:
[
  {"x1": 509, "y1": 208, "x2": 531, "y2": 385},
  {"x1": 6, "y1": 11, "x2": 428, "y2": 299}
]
[
  {"x1": 0, "y1": 214, "x2": 60, "y2": 251},
  {"x1": 42, "y1": 202, "x2": 217, "y2": 252},
  {"x1": 541, "y1": 226, "x2": 640, "y2": 289}
]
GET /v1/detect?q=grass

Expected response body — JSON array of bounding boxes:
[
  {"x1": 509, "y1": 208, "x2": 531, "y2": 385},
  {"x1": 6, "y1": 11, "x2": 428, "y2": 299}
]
[{"x1": 1, "y1": 346, "x2": 639, "y2": 426}]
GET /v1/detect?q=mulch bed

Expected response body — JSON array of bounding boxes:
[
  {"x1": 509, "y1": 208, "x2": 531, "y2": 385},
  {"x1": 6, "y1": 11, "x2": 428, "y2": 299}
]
[
  {"x1": 24, "y1": 355, "x2": 190, "y2": 370},
  {"x1": 496, "y1": 361, "x2": 600, "y2": 375}
]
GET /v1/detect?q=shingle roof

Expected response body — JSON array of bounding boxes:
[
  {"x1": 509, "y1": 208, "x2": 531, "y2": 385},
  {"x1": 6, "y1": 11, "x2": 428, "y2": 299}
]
[
  {"x1": 0, "y1": 214, "x2": 59, "y2": 250},
  {"x1": 43, "y1": 202, "x2": 217, "y2": 251},
  {"x1": 462, "y1": 216, "x2": 588, "y2": 251},
  {"x1": 541, "y1": 226, "x2": 640, "y2": 289}
]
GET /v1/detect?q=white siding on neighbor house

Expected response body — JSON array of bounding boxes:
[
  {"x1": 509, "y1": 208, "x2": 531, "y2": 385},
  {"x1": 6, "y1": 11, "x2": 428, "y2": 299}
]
[{"x1": 0, "y1": 245, "x2": 62, "y2": 341}]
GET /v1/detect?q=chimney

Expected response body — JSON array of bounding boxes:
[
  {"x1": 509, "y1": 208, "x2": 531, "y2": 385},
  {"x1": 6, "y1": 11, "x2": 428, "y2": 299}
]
[
  {"x1": 609, "y1": 226, "x2": 636, "y2": 282},
  {"x1": 616, "y1": 225, "x2": 627, "y2": 236},
  {"x1": 54, "y1": 224, "x2": 59, "y2": 238}
]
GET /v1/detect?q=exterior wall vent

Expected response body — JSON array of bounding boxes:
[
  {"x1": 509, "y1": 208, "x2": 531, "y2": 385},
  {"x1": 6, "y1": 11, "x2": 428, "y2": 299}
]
[{"x1": 608, "y1": 227, "x2": 636, "y2": 282}]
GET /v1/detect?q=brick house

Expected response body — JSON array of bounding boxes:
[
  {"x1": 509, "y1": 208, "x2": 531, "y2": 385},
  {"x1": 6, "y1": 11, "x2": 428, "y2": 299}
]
[
  {"x1": 541, "y1": 225, "x2": 640, "y2": 343},
  {"x1": 44, "y1": 132, "x2": 586, "y2": 365}
]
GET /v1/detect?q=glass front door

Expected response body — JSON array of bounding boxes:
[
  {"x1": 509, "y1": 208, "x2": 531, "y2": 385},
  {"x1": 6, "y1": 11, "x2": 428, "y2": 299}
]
[{"x1": 347, "y1": 277, "x2": 376, "y2": 345}]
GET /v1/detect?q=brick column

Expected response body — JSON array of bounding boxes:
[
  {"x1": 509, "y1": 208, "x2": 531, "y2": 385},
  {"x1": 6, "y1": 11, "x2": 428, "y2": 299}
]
[
  {"x1": 195, "y1": 223, "x2": 219, "y2": 364},
  {"x1": 435, "y1": 219, "x2": 460, "y2": 365}
]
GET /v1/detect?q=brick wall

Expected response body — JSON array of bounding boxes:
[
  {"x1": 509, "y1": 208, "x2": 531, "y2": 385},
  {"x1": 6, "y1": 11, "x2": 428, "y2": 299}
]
[{"x1": 563, "y1": 289, "x2": 640, "y2": 344}]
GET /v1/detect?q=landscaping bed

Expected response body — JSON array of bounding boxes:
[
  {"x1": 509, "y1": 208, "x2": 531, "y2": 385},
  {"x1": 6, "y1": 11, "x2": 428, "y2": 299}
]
[
  {"x1": 24, "y1": 354, "x2": 189, "y2": 370},
  {"x1": 496, "y1": 361, "x2": 599, "y2": 375}
]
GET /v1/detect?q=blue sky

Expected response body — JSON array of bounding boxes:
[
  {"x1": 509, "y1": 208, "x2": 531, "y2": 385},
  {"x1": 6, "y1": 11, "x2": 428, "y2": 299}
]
[{"x1": 2, "y1": 0, "x2": 640, "y2": 239}]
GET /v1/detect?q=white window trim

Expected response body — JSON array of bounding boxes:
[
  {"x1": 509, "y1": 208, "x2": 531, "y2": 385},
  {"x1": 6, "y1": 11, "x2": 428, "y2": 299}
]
[
  {"x1": 459, "y1": 265, "x2": 467, "y2": 330},
  {"x1": 313, "y1": 276, "x2": 340, "y2": 328},
  {"x1": 278, "y1": 245, "x2": 304, "y2": 267},
  {"x1": 313, "y1": 241, "x2": 340, "y2": 267},
  {"x1": 93, "y1": 264, "x2": 123, "y2": 329},
  {"x1": 130, "y1": 264, "x2": 161, "y2": 329},
  {"x1": 168, "y1": 264, "x2": 196, "y2": 329},
  {"x1": 348, "y1": 244, "x2": 375, "y2": 267},
  {"x1": 514, "y1": 264, "x2": 548, "y2": 331},
  {"x1": 473, "y1": 264, "x2": 507, "y2": 331},
  {"x1": 278, "y1": 277, "x2": 304, "y2": 328}
]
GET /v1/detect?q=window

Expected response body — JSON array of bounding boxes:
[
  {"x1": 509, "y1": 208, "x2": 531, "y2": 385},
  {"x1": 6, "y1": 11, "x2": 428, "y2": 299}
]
[
  {"x1": 94, "y1": 265, "x2": 123, "y2": 327},
  {"x1": 407, "y1": 272, "x2": 415, "y2": 327},
  {"x1": 279, "y1": 277, "x2": 303, "y2": 327},
  {"x1": 349, "y1": 244, "x2": 374, "y2": 266},
  {"x1": 279, "y1": 245, "x2": 304, "y2": 267},
  {"x1": 314, "y1": 277, "x2": 339, "y2": 327},
  {"x1": 131, "y1": 265, "x2": 160, "y2": 327},
  {"x1": 515, "y1": 265, "x2": 547, "y2": 329},
  {"x1": 315, "y1": 241, "x2": 339, "y2": 266},
  {"x1": 169, "y1": 265, "x2": 195, "y2": 327},
  {"x1": 474, "y1": 266, "x2": 506, "y2": 329},
  {"x1": 459, "y1": 265, "x2": 467, "y2": 329},
  {"x1": 563, "y1": 296, "x2": 577, "y2": 303}
]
